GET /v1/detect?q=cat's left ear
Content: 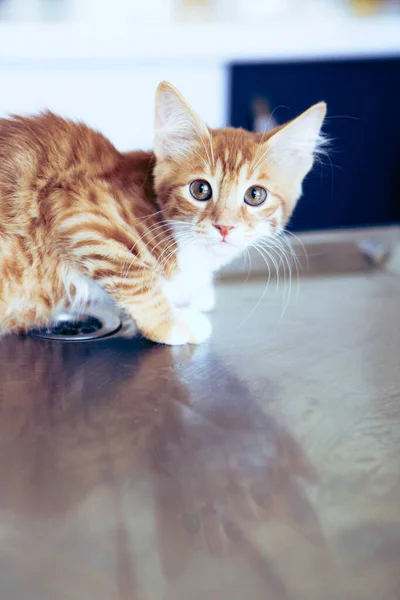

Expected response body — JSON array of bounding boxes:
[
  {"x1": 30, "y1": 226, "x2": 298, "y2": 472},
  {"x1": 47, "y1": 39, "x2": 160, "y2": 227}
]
[
  {"x1": 265, "y1": 102, "x2": 327, "y2": 188},
  {"x1": 154, "y1": 81, "x2": 210, "y2": 160}
]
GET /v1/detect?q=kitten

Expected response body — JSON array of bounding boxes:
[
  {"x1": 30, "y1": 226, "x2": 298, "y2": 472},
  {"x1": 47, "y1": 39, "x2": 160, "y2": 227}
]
[{"x1": 0, "y1": 82, "x2": 326, "y2": 345}]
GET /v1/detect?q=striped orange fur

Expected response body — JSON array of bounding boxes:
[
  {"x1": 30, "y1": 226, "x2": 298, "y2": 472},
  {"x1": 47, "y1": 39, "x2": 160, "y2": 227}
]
[{"x1": 0, "y1": 82, "x2": 326, "y2": 344}]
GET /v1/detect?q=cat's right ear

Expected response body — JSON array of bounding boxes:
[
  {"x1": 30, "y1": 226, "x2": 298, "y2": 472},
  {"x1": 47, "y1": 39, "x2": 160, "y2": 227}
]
[{"x1": 154, "y1": 81, "x2": 210, "y2": 160}]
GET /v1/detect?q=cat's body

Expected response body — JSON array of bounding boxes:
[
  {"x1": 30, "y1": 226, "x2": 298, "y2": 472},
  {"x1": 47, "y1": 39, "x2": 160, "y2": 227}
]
[
  {"x1": 0, "y1": 83, "x2": 326, "y2": 344},
  {"x1": 0, "y1": 111, "x2": 216, "y2": 339},
  {"x1": 0, "y1": 114, "x2": 155, "y2": 328}
]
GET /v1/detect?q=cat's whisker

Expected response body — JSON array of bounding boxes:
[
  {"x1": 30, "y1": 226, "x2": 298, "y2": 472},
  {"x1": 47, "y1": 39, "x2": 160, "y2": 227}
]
[
  {"x1": 164, "y1": 219, "x2": 191, "y2": 225},
  {"x1": 242, "y1": 247, "x2": 252, "y2": 285},
  {"x1": 208, "y1": 129, "x2": 215, "y2": 168},
  {"x1": 157, "y1": 232, "x2": 192, "y2": 269},
  {"x1": 131, "y1": 219, "x2": 168, "y2": 242},
  {"x1": 274, "y1": 241, "x2": 294, "y2": 317},
  {"x1": 164, "y1": 221, "x2": 193, "y2": 232},
  {"x1": 251, "y1": 143, "x2": 271, "y2": 172},
  {"x1": 238, "y1": 243, "x2": 273, "y2": 328},
  {"x1": 258, "y1": 237, "x2": 296, "y2": 315},
  {"x1": 276, "y1": 232, "x2": 306, "y2": 306},
  {"x1": 151, "y1": 231, "x2": 179, "y2": 255},
  {"x1": 259, "y1": 241, "x2": 293, "y2": 319},
  {"x1": 250, "y1": 128, "x2": 270, "y2": 173},
  {"x1": 121, "y1": 223, "x2": 161, "y2": 276},
  {"x1": 139, "y1": 235, "x2": 180, "y2": 308},
  {"x1": 250, "y1": 103, "x2": 287, "y2": 172},
  {"x1": 271, "y1": 235, "x2": 300, "y2": 313},
  {"x1": 191, "y1": 148, "x2": 209, "y2": 170},
  {"x1": 278, "y1": 234, "x2": 302, "y2": 281},
  {"x1": 150, "y1": 232, "x2": 192, "y2": 284},
  {"x1": 282, "y1": 229, "x2": 308, "y2": 271},
  {"x1": 164, "y1": 236, "x2": 195, "y2": 281},
  {"x1": 255, "y1": 240, "x2": 281, "y2": 290},
  {"x1": 279, "y1": 236, "x2": 302, "y2": 304},
  {"x1": 142, "y1": 235, "x2": 180, "y2": 285},
  {"x1": 254, "y1": 239, "x2": 286, "y2": 317},
  {"x1": 260, "y1": 241, "x2": 286, "y2": 303},
  {"x1": 193, "y1": 126, "x2": 212, "y2": 169},
  {"x1": 259, "y1": 237, "x2": 290, "y2": 277},
  {"x1": 121, "y1": 222, "x2": 174, "y2": 278},
  {"x1": 152, "y1": 227, "x2": 193, "y2": 266},
  {"x1": 133, "y1": 209, "x2": 164, "y2": 224},
  {"x1": 266, "y1": 243, "x2": 287, "y2": 306},
  {"x1": 149, "y1": 234, "x2": 194, "y2": 309},
  {"x1": 156, "y1": 241, "x2": 195, "y2": 315},
  {"x1": 250, "y1": 135, "x2": 266, "y2": 173},
  {"x1": 121, "y1": 218, "x2": 165, "y2": 276},
  {"x1": 122, "y1": 225, "x2": 181, "y2": 279},
  {"x1": 251, "y1": 145, "x2": 274, "y2": 173}
]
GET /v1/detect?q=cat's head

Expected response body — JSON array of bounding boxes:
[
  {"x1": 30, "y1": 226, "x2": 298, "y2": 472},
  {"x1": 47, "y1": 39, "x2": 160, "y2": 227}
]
[{"x1": 153, "y1": 81, "x2": 326, "y2": 262}]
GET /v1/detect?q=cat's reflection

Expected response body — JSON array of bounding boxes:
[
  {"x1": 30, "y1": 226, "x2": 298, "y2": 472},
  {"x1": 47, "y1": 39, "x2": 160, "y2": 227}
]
[{"x1": 0, "y1": 336, "x2": 325, "y2": 600}]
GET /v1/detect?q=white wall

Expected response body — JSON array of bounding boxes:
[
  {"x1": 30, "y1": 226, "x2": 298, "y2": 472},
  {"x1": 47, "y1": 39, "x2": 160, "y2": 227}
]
[
  {"x1": 0, "y1": 14, "x2": 399, "y2": 150},
  {"x1": 0, "y1": 63, "x2": 226, "y2": 150}
]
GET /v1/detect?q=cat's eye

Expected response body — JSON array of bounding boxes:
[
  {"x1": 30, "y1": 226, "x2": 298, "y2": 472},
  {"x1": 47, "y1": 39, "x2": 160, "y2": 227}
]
[
  {"x1": 244, "y1": 186, "x2": 268, "y2": 207},
  {"x1": 189, "y1": 180, "x2": 212, "y2": 201}
]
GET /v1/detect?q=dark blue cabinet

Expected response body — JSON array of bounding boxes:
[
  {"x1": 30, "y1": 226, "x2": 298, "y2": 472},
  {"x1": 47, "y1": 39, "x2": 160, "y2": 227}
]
[{"x1": 230, "y1": 59, "x2": 400, "y2": 231}]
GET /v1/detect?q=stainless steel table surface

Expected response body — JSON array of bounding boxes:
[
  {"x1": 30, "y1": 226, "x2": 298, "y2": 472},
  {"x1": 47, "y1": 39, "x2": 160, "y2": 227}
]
[{"x1": 0, "y1": 263, "x2": 399, "y2": 599}]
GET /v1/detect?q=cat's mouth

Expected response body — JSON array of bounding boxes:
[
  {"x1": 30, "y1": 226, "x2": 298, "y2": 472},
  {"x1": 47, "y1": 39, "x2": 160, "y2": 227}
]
[
  {"x1": 195, "y1": 234, "x2": 242, "y2": 253},
  {"x1": 209, "y1": 239, "x2": 241, "y2": 253}
]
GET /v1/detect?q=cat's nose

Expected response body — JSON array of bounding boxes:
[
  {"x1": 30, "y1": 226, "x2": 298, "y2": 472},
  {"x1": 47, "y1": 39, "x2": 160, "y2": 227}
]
[{"x1": 213, "y1": 225, "x2": 236, "y2": 240}]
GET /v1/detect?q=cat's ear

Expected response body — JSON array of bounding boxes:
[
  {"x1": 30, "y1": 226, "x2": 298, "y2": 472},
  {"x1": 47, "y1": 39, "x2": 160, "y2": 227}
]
[
  {"x1": 154, "y1": 81, "x2": 210, "y2": 160},
  {"x1": 265, "y1": 102, "x2": 327, "y2": 186}
]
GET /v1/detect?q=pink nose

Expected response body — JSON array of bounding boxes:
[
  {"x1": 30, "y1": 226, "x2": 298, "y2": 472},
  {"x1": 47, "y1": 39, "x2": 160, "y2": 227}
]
[{"x1": 213, "y1": 225, "x2": 236, "y2": 239}]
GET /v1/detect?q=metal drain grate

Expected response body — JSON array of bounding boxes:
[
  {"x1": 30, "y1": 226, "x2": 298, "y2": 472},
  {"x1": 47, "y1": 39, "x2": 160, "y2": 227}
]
[{"x1": 31, "y1": 309, "x2": 122, "y2": 342}]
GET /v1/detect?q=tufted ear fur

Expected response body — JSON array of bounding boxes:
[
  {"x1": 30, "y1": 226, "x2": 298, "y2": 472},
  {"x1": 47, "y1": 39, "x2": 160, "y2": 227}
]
[
  {"x1": 154, "y1": 81, "x2": 211, "y2": 160},
  {"x1": 264, "y1": 102, "x2": 327, "y2": 194}
]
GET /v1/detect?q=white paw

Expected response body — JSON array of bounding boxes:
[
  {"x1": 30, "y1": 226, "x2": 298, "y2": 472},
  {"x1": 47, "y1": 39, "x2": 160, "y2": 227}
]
[
  {"x1": 192, "y1": 286, "x2": 216, "y2": 312},
  {"x1": 166, "y1": 308, "x2": 212, "y2": 345}
]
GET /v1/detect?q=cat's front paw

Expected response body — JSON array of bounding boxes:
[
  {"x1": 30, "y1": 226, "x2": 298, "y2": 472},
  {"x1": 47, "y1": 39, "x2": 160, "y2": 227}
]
[{"x1": 165, "y1": 308, "x2": 212, "y2": 346}]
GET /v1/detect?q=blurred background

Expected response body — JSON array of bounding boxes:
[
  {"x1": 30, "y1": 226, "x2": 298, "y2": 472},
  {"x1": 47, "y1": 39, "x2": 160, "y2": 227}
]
[{"x1": 0, "y1": 0, "x2": 399, "y2": 231}]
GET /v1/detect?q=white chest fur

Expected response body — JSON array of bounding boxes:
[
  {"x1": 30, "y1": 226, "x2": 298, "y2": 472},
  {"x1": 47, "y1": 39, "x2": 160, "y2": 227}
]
[{"x1": 162, "y1": 241, "x2": 236, "y2": 310}]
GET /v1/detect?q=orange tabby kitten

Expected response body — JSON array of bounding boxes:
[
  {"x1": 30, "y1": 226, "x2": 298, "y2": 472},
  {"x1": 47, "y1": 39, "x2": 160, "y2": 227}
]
[{"x1": 0, "y1": 82, "x2": 326, "y2": 345}]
